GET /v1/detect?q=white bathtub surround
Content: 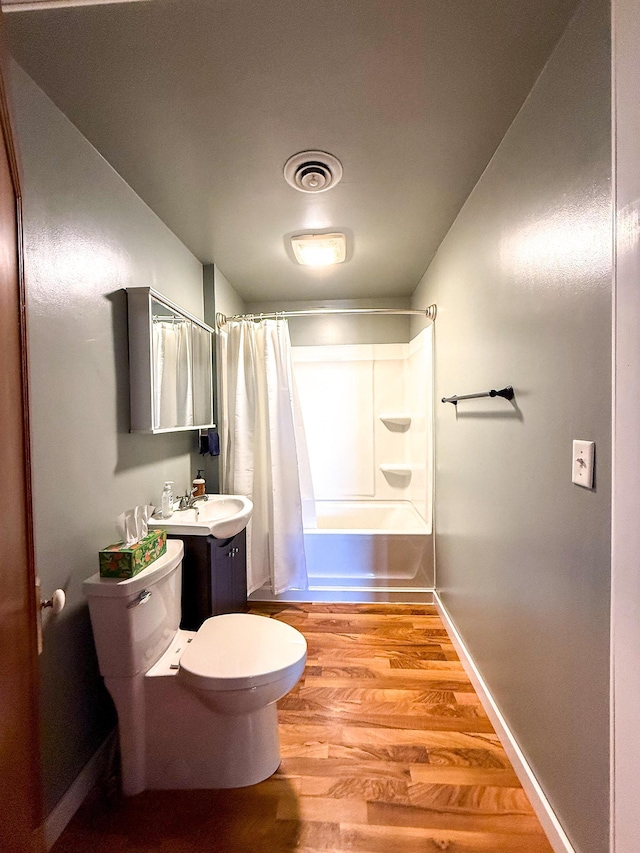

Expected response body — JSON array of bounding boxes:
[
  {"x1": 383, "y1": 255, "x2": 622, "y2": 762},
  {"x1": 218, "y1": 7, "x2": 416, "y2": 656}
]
[
  {"x1": 292, "y1": 327, "x2": 432, "y2": 516},
  {"x1": 313, "y1": 500, "x2": 430, "y2": 532},
  {"x1": 294, "y1": 344, "x2": 379, "y2": 498},
  {"x1": 251, "y1": 498, "x2": 433, "y2": 602},
  {"x1": 219, "y1": 318, "x2": 314, "y2": 594},
  {"x1": 407, "y1": 328, "x2": 432, "y2": 523},
  {"x1": 305, "y1": 500, "x2": 431, "y2": 585}
]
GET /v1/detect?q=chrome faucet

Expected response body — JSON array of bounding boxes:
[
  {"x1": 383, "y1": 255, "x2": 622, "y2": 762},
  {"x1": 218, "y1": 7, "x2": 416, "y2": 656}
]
[{"x1": 177, "y1": 488, "x2": 209, "y2": 511}]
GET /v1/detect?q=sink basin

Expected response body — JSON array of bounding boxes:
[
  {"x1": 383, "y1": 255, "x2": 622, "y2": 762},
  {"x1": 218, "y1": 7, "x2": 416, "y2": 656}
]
[{"x1": 149, "y1": 494, "x2": 253, "y2": 539}]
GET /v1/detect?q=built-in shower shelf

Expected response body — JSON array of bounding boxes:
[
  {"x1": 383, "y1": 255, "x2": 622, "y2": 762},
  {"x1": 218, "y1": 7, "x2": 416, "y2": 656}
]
[
  {"x1": 379, "y1": 413, "x2": 411, "y2": 427},
  {"x1": 380, "y1": 464, "x2": 412, "y2": 477}
]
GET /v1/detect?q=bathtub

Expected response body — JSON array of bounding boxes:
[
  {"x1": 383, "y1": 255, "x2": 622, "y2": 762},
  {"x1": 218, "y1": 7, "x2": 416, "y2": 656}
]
[{"x1": 304, "y1": 500, "x2": 432, "y2": 588}]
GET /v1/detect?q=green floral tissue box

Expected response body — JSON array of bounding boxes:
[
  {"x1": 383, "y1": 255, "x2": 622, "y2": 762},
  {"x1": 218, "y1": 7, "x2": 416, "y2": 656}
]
[{"x1": 99, "y1": 529, "x2": 167, "y2": 579}]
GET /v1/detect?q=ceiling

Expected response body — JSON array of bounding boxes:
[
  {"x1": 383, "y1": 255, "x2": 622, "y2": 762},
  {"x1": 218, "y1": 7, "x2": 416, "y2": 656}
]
[{"x1": 5, "y1": 0, "x2": 580, "y2": 302}]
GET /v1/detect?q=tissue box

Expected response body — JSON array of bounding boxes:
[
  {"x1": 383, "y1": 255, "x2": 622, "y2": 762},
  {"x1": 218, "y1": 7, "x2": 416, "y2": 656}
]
[{"x1": 99, "y1": 529, "x2": 167, "y2": 579}]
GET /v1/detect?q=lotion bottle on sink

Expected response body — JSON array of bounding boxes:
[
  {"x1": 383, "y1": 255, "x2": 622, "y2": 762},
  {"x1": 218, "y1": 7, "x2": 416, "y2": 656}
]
[{"x1": 192, "y1": 470, "x2": 206, "y2": 497}]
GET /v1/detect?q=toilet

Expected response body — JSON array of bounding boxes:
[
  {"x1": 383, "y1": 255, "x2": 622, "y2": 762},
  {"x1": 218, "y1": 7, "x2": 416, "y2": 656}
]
[{"x1": 83, "y1": 540, "x2": 306, "y2": 795}]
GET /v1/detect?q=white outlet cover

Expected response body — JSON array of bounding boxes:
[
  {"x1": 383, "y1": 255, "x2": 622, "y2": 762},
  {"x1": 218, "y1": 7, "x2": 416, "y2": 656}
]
[{"x1": 572, "y1": 440, "x2": 595, "y2": 488}]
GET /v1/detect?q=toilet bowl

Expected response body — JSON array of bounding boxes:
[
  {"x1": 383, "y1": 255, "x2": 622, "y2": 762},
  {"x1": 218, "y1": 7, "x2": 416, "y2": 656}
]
[
  {"x1": 179, "y1": 613, "x2": 306, "y2": 714},
  {"x1": 83, "y1": 540, "x2": 306, "y2": 794}
]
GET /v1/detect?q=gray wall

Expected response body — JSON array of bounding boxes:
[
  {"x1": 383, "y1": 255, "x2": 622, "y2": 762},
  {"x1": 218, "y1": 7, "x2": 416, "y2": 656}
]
[
  {"x1": 215, "y1": 265, "x2": 246, "y2": 320},
  {"x1": 199, "y1": 265, "x2": 246, "y2": 493},
  {"x1": 412, "y1": 2, "x2": 611, "y2": 851},
  {"x1": 10, "y1": 63, "x2": 205, "y2": 816},
  {"x1": 246, "y1": 298, "x2": 412, "y2": 346}
]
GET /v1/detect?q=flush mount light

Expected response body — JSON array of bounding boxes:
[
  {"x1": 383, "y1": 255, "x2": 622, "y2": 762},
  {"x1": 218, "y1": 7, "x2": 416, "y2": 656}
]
[{"x1": 291, "y1": 233, "x2": 346, "y2": 266}]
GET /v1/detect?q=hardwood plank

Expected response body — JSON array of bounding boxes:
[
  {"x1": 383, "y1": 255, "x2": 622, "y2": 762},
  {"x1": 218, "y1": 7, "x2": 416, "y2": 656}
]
[
  {"x1": 426, "y1": 748, "x2": 513, "y2": 768},
  {"x1": 279, "y1": 757, "x2": 412, "y2": 780},
  {"x1": 279, "y1": 708, "x2": 495, "y2": 734},
  {"x1": 389, "y1": 657, "x2": 467, "y2": 670},
  {"x1": 297, "y1": 685, "x2": 434, "y2": 702},
  {"x1": 303, "y1": 673, "x2": 476, "y2": 690},
  {"x1": 455, "y1": 691, "x2": 485, "y2": 705},
  {"x1": 327, "y1": 743, "x2": 436, "y2": 764},
  {"x1": 305, "y1": 656, "x2": 392, "y2": 671},
  {"x1": 340, "y1": 726, "x2": 505, "y2": 751},
  {"x1": 303, "y1": 628, "x2": 451, "y2": 646},
  {"x1": 280, "y1": 740, "x2": 329, "y2": 759},
  {"x1": 276, "y1": 794, "x2": 368, "y2": 823},
  {"x1": 295, "y1": 603, "x2": 439, "y2": 615},
  {"x1": 409, "y1": 764, "x2": 522, "y2": 787},
  {"x1": 298, "y1": 775, "x2": 409, "y2": 802},
  {"x1": 367, "y1": 800, "x2": 545, "y2": 835},
  {"x1": 305, "y1": 610, "x2": 444, "y2": 625},
  {"x1": 339, "y1": 823, "x2": 555, "y2": 853},
  {"x1": 406, "y1": 782, "x2": 534, "y2": 814},
  {"x1": 307, "y1": 648, "x2": 464, "y2": 667}
]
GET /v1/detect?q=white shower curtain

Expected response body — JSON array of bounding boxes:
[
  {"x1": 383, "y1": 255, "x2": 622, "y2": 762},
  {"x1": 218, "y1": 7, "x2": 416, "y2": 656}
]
[
  {"x1": 219, "y1": 318, "x2": 314, "y2": 595},
  {"x1": 152, "y1": 320, "x2": 193, "y2": 428}
]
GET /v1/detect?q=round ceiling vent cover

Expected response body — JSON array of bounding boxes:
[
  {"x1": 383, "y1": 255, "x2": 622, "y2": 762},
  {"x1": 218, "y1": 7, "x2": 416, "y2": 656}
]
[{"x1": 283, "y1": 150, "x2": 343, "y2": 193}]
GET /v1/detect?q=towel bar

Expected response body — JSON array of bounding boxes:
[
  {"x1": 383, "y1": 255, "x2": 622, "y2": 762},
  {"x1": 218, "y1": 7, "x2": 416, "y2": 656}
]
[{"x1": 442, "y1": 386, "x2": 514, "y2": 405}]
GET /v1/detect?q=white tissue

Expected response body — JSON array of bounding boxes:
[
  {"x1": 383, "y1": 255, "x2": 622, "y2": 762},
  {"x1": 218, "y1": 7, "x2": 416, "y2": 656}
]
[{"x1": 115, "y1": 505, "x2": 154, "y2": 547}]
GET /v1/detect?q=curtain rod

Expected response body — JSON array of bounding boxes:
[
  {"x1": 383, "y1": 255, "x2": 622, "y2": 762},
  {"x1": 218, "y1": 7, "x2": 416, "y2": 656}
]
[{"x1": 215, "y1": 305, "x2": 437, "y2": 328}]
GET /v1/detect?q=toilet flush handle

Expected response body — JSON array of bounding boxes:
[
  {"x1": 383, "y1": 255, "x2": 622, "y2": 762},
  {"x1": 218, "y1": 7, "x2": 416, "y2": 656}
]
[{"x1": 127, "y1": 590, "x2": 152, "y2": 609}]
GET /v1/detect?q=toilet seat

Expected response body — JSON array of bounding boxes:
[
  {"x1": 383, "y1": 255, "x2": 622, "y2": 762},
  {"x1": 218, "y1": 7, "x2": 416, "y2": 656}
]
[{"x1": 178, "y1": 613, "x2": 307, "y2": 692}]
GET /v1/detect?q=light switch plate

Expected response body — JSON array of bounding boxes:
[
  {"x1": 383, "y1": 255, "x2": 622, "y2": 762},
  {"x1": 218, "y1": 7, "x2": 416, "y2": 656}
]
[{"x1": 572, "y1": 440, "x2": 594, "y2": 488}]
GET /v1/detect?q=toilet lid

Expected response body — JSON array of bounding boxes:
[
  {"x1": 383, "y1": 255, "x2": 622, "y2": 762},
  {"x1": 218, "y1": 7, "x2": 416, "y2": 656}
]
[{"x1": 178, "y1": 613, "x2": 307, "y2": 691}]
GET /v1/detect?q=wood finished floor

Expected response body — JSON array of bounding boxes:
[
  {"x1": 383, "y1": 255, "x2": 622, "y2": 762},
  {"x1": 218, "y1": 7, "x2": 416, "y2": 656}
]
[{"x1": 53, "y1": 603, "x2": 553, "y2": 853}]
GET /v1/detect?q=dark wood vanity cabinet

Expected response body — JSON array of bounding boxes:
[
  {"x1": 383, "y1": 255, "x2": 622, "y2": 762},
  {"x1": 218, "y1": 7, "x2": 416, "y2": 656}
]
[{"x1": 171, "y1": 529, "x2": 248, "y2": 630}]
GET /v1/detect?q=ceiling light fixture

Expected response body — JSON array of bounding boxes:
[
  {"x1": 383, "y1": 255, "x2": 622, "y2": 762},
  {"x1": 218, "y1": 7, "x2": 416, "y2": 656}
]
[{"x1": 291, "y1": 233, "x2": 347, "y2": 266}]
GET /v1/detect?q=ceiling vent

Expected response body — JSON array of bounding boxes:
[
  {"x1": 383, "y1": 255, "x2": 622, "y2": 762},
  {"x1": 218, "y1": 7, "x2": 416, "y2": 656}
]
[{"x1": 283, "y1": 150, "x2": 343, "y2": 193}]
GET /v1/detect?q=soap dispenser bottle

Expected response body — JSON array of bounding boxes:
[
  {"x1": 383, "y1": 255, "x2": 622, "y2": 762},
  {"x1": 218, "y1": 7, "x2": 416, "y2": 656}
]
[
  {"x1": 192, "y1": 470, "x2": 206, "y2": 497},
  {"x1": 161, "y1": 481, "x2": 174, "y2": 519}
]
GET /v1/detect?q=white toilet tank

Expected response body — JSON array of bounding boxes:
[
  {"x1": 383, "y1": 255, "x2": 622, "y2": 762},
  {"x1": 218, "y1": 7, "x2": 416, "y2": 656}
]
[{"x1": 83, "y1": 539, "x2": 184, "y2": 679}]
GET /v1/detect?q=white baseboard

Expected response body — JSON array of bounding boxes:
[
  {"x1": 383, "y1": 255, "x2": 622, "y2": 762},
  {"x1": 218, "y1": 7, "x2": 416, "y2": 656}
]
[
  {"x1": 44, "y1": 732, "x2": 114, "y2": 850},
  {"x1": 433, "y1": 593, "x2": 576, "y2": 853}
]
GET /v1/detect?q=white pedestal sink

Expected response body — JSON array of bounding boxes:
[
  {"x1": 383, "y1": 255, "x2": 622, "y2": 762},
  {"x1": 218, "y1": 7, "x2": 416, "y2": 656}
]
[{"x1": 148, "y1": 495, "x2": 252, "y2": 539}]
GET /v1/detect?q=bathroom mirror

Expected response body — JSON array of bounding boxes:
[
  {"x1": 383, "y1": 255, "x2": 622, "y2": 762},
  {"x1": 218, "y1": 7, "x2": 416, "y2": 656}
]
[{"x1": 127, "y1": 287, "x2": 215, "y2": 433}]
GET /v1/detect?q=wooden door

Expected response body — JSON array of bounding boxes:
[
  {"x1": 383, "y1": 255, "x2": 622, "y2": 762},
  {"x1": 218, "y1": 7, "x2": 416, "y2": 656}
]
[{"x1": 0, "y1": 20, "x2": 44, "y2": 853}]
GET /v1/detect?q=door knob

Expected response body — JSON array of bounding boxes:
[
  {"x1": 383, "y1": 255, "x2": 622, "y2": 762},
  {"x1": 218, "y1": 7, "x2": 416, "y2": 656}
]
[
  {"x1": 40, "y1": 589, "x2": 66, "y2": 614},
  {"x1": 36, "y1": 581, "x2": 66, "y2": 654}
]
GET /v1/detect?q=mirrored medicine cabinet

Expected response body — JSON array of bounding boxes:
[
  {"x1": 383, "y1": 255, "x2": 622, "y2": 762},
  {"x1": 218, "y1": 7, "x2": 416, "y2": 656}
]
[{"x1": 126, "y1": 287, "x2": 215, "y2": 433}]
